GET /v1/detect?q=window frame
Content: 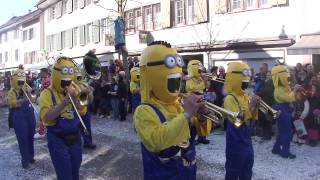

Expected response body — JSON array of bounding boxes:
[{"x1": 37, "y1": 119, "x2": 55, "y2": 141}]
[
  {"x1": 152, "y1": 3, "x2": 161, "y2": 30},
  {"x1": 174, "y1": 0, "x2": 185, "y2": 26}
]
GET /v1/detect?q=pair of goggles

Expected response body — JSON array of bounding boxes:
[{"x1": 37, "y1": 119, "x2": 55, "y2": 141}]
[
  {"x1": 14, "y1": 72, "x2": 26, "y2": 77},
  {"x1": 231, "y1": 69, "x2": 252, "y2": 77},
  {"x1": 147, "y1": 55, "x2": 184, "y2": 68},
  {"x1": 53, "y1": 66, "x2": 75, "y2": 75}
]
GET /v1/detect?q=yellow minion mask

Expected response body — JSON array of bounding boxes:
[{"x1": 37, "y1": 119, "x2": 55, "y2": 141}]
[
  {"x1": 130, "y1": 67, "x2": 140, "y2": 83},
  {"x1": 225, "y1": 62, "x2": 251, "y2": 95},
  {"x1": 51, "y1": 57, "x2": 77, "y2": 93},
  {"x1": 272, "y1": 65, "x2": 290, "y2": 89},
  {"x1": 140, "y1": 41, "x2": 184, "y2": 103},
  {"x1": 11, "y1": 67, "x2": 26, "y2": 90},
  {"x1": 187, "y1": 60, "x2": 203, "y2": 78}
]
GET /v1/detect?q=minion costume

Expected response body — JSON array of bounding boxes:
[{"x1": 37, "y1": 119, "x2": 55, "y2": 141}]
[
  {"x1": 74, "y1": 67, "x2": 96, "y2": 149},
  {"x1": 7, "y1": 67, "x2": 36, "y2": 168},
  {"x1": 186, "y1": 60, "x2": 212, "y2": 144},
  {"x1": 130, "y1": 67, "x2": 141, "y2": 111},
  {"x1": 271, "y1": 65, "x2": 297, "y2": 159},
  {"x1": 39, "y1": 57, "x2": 82, "y2": 180},
  {"x1": 223, "y1": 62, "x2": 258, "y2": 180},
  {"x1": 134, "y1": 41, "x2": 196, "y2": 180}
]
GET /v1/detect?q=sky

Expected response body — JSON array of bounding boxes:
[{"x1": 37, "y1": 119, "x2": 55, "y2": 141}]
[{"x1": 0, "y1": 0, "x2": 39, "y2": 25}]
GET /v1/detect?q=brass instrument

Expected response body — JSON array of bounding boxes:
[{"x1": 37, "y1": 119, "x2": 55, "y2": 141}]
[
  {"x1": 68, "y1": 82, "x2": 89, "y2": 135},
  {"x1": 203, "y1": 75, "x2": 280, "y2": 120},
  {"x1": 21, "y1": 84, "x2": 39, "y2": 115},
  {"x1": 179, "y1": 93, "x2": 243, "y2": 128}
]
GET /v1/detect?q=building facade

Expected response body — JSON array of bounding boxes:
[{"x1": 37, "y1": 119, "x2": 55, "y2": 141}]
[
  {"x1": 0, "y1": 10, "x2": 43, "y2": 71},
  {"x1": 3, "y1": 0, "x2": 315, "y2": 71}
]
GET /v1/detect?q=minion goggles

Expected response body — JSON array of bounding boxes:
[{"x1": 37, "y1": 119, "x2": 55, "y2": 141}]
[
  {"x1": 231, "y1": 69, "x2": 252, "y2": 77},
  {"x1": 13, "y1": 72, "x2": 26, "y2": 77},
  {"x1": 53, "y1": 66, "x2": 75, "y2": 75},
  {"x1": 146, "y1": 55, "x2": 184, "y2": 68}
]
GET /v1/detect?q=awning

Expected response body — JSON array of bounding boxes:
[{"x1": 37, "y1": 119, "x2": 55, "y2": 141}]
[{"x1": 287, "y1": 35, "x2": 320, "y2": 55}]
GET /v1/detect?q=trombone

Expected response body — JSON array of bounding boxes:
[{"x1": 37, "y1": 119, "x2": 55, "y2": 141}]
[
  {"x1": 180, "y1": 93, "x2": 243, "y2": 128},
  {"x1": 67, "y1": 82, "x2": 89, "y2": 135},
  {"x1": 202, "y1": 74, "x2": 225, "y2": 83},
  {"x1": 21, "y1": 84, "x2": 39, "y2": 116}
]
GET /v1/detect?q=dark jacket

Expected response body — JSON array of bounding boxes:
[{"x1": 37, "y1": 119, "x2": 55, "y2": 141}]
[
  {"x1": 117, "y1": 78, "x2": 128, "y2": 99},
  {"x1": 257, "y1": 79, "x2": 274, "y2": 106}
]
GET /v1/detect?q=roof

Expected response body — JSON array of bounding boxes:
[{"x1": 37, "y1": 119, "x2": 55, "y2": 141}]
[
  {"x1": 36, "y1": 0, "x2": 59, "y2": 9},
  {"x1": 287, "y1": 34, "x2": 320, "y2": 55},
  {"x1": 0, "y1": 9, "x2": 42, "y2": 33}
]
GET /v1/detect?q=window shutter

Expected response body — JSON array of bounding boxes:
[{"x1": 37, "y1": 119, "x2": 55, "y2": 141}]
[
  {"x1": 215, "y1": 0, "x2": 228, "y2": 14},
  {"x1": 56, "y1": 1, "x2": 62, "y2": 18},
  {"x1": 73, "y1": 27, "x2": 78, "y2": 46},
  {"x1": 195, "y1": 0, "x2": 209, "y2": 23},
  {"x1": 67, "y1": 0, "x2": 73, "y2": 13},
  {"x1": 271, "y1": 0, "x2": 287, "y2": 6},
  {"x1": 79, "y1": 0, "x2": 85, "y2": 9},
  {"x1": 79, "y1": 25, "x2": 85, "y2": 45},
  {"x1": 93, "y1": 20, "x2": 100, "y2": 43},
  {"x1": 160, "y1": 0, "x2": 171, "y2": 28},
  {"x1": 73, "y1": 0, "x2": 78, "y2": 10}
]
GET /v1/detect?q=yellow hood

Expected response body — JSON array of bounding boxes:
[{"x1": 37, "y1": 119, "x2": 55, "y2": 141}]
[{"x1": 225, "y1": 62, "x2": 251, "y2": 95}]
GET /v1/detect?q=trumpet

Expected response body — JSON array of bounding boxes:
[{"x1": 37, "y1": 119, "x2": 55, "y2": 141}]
[
  {"x1": 180, "y1": 93, "x2": 243, "y2": 127},
  {"x1": 259, "y1": 99, "x2": 280, "y2": 119}
]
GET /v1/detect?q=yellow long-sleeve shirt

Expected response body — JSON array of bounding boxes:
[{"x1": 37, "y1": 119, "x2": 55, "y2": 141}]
[
  {"x1": 7, "y1": 89, "x2": 21, "y2": 108},
  {"x1": 134, "y1": 98, "x2": 190, "y2": 153},
  {"x1": 274, "y1": 87, "x2": 296, "y2": 103}
]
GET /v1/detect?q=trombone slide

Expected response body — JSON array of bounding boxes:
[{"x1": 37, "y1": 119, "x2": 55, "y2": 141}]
[{"x1": 68, "y1": 94, "x2": 89, "y2": 135}]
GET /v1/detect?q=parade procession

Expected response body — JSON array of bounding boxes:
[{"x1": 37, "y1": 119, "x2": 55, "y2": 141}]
[{"x1": 1, "y1": 0, "x2": 320, "y2": 180}]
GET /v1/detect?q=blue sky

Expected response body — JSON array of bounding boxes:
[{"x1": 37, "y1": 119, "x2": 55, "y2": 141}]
[{"x1": 0, "y1": 0, "x2": 39, "y2": 25}]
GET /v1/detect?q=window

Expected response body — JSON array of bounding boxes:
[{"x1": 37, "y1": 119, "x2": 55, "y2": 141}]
[
  {"x1": 175, "y1": 0, "x2": 185, "y2": 25},
  {"x1": 79, "y1": 25, "x2": 85, "y2": 45},
  {"x1": 135, "y1": 9, "x2": 143, "y2": 31},
  {"x1": 259, "y1": 0, "x2": 268, "y2": 6},
  {"x1": 86, "y1": 23, "x2": 92, "y2": 44},
  {"x1": 186, "y1": 0, "x2": 194, "y2": 23},
  {"x1": 73, "y1": 0, "x2": 78, "y2": 10},
  {"x1": 0, "y1": 53, "x2": 2, "y2": 63},
  {"x1": 67, "y1": 0, "x2": 73, "y2": 13},
  {"x1": 144, "y1": 6, "x2": 153, "y2": 30},
  {"x1": 244, "y1": 0, "x2": 254, "y2": 9},
  {"x1": 5, "y1": 52, "x2": 8, "y2": 62},
  {"x1": 56, "y1": 1, "x2": 63, "y2": 18},
  {"x1": 85, "y1": 0, "x2": 91, "y2": 6},
  {"x1": 101, "y1": 18, "x2": 115, "y2": 46},
  {"x1": 3, "y1": 33, "x2": 7, "y2": 42},
  {"x1": 23, "y1": 30, "x2": 28, "y2": 41},
  {"x1": 153, "y1": 4, "x2": 161, "y2": 29},
  {"x1": 29, "y1": 28, "x2": 34, "y2": 40},
  {"x1": 62, "y1": 0, "x2": 67, "y2": 15},
  {"x1": 92, "y1": 20, "x2": 100, "y2": 43},
  {"x1": 126, "y1": 11, "x2": 134, "y2": 32},
  {"x1": 30, "y1": 51, "x2": 36, "y2": 63},
  {"x1": 73, "y1": 27, "x2": 78, "y2": 46},
  {"x1": 232, "y1": 0, "x2": 241, "y2": 10},
  {"x1": 14, "y1": 30, "x2": 19, "y2": 39},
  {"x1": 0, "y1": 34, "x2": 2, "y2": 44},
  {"x1": 57, "y1": 32, "x2": 62, "y2": 50},
  {"x1": 15, "y1": 49, "x2": 19, "y2": 61},
  {"x1": 79, "y1": 0, "x2": 85, "y2": 8},
  {"x1": 61, "y1": 31, "x2": 66, "y2": 49}
]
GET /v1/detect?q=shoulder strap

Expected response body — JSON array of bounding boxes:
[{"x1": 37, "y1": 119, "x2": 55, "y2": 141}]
[
  {"x1": 228, "y1": 93, "x2": 243, "y2": 112},
  {"x1": 48, "y1": 88, "x2": 57, "y2": 106},
  {"x1": 141, "y1": 103, "x2": 166, "y2": 123}
]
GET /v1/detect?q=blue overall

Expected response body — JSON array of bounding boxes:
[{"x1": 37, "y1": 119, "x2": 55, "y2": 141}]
[
  {"x1": 272, "y1": 103, "x2": 293, "y2": 157},
  {"x1": 46, "y1": 90, "x2": 82, "y2": 180},
  {"x1": 225, "y1": 121, "x2": 254, "y2": 180},
  {"x1": 80, "y1": 112, "x2": 93, "y2": 146},
  {"x1": 141, "y1": 104, "x2": 197, "y2": 180},
  {"x1": 10, "y1": 90, "x2": 36, "y2": 167},
  {"x1": 132, "y1": 93, "x2": 141, "y2": 110}
]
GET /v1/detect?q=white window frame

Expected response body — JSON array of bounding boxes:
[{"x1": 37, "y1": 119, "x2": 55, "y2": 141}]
[
  {"x1": 244, "y1": 0, "x2": 254, "y2": 9},
  {"x1": 79, "y1": 25, "x2": 85, "y2": 45},
  {"x1": 86, "y1": 23, "x2": 92, "y2": 44},
  {"x1": 73, "y1": 27, "x2": 78, "y2": 47},
  {"x1": 143, "y1": 6, "x2": 153, "y2": 31},
  {"x1": 186, "y1": 0, "x2": 194, "y2": 24},
  {"x1": 175, "y1": 0, "x2": 185, "y2": 26},
  {"x1": 134, "y1": 9, "x2": 142, "y2": 31},
  {"x1": 153, "y1": 4, "x2": 161, "y2": 29},
  {"x1": 15, "y1": 49, "x2": 19, "y2": 61},
  {"x1": 259, "y1": 0, "x2": 269, "y2": 7},
  {"x1": 127, "y1": 11, "x2": 135, "y2": 32},
  {"x1": 5, "y1": 52, "x2": 8, "y2": 62},
  {"x1": 0, "y1": 53, "x2": 2, "y2": 64},
  {"x1": 232, "y1": 0, "x2": 242, "y2": 11}
]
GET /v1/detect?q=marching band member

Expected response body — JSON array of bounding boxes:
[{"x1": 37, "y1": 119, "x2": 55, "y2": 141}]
[
  {"x1": 223, "y1": 62, "x2": 260, "y2": 180},
  {"x1": 74, "y1": 67, "x2": 96, "y2": 149},
  {"x1": 130, "y1": 67, "x2": 141, "y2": 112},
  {"x1": 39, "y1": 57, "x2": 82, "y2": 180},
  {"x1": 7, "y1": 66, "x2": 36, "y2": 169},
  {"x1": 134, "y1": 41, "x2": 204, "y2": 180},
  {"x1": 271, "y1": 65, "x2": 301, "y2": 159},
  {"x1": 186, "y1": 60, "x2": 212, "y2": 144}
]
